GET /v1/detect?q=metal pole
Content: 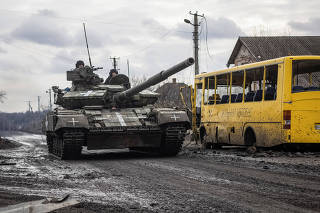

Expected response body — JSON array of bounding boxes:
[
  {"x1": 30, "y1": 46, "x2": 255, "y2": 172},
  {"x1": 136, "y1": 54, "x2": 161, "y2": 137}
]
[
  {"x1": 193, "y1": 12, "x2": 199, "y2": 75},
  {"x1": 38, "y1": 96, "x2": 40, "y2": 112},
  {"x1": 127, "y1": 59, "x2": 130, "y2": 78},
  {"x1": 83, "y1": 23, "x2": 92, "y2": 67},
  {"x1": 113, "y1": 58, "x2": 117, "y2": 70},
  {"x1": 48, "y1": 89, "x2": 52, "y2": 111},
  {"x1": 27, "y1": 101, "x2": 33, "y2": 112},
  {"x1": 110, "y1": 57, "x2": 120, "y2": 72}
]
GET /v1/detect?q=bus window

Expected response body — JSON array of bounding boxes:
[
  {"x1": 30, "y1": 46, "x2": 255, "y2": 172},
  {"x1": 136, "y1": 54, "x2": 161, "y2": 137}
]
[
  {"x1": 204, "y1": 77, "x2": 215, "y2": 105},
  {"x1": 216, "y1": 73, "x2": 230, "y2": 104},
  {"x1": 292, "y1": 60, "x2": 320, "y2": 92},
  {"x1": 264, "y1": 65, "x2": 278, "y2": 100},
  {"x1": 245, "y1": 67, "x2": 264, "y2": 102},
  {"x1": 231, "y1": 70, "x2": 244, "y2": 103}
]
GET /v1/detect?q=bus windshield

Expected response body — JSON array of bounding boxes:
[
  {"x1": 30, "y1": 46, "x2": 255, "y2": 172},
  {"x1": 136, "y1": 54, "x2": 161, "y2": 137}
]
[{"x1": 292, "y1": 60, "x2": 320, "y2": 92}]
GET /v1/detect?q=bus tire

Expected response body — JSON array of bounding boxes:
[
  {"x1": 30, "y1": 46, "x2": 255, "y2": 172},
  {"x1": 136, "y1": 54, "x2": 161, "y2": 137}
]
[
  {"x1": 244, "y1": 127, "x2": 256, "y2": 146},
  {"x1": 200, "y1": 126, "x2": 206, "y2": 143}
]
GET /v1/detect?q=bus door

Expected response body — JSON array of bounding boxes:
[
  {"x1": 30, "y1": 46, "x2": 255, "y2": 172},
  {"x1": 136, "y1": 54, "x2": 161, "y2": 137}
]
[
  {"x1": 195, "y1": 83, "x2": 203, "y2": 128},
  {"x1": 289, "y1": 59, "x2": 320, "y2": 143},
  {"x1": 191, "y1": 82, "x2": 203, "y2": 142}
]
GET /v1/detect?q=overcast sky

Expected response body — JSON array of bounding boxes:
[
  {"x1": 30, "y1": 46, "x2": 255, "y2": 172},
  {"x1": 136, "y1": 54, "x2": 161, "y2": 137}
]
[{"x1": 0, "y1": 0, "x2": 319, "y2": 112}]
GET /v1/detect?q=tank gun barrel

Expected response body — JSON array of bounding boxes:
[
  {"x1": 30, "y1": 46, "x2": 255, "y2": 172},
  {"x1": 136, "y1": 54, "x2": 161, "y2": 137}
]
[{"x1": 114, "y1": 57, "x2": 194, "y2": 102}]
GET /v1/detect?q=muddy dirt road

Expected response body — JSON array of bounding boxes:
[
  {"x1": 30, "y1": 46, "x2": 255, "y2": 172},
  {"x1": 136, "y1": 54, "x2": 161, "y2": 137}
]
[{"x1": 0, "y1": 132, "x2": 320, "y2": 212}]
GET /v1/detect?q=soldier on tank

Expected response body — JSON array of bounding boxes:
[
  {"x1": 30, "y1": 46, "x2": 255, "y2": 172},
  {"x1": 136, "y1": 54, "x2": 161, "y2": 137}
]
[
  {"x1": 70, "y1": 60, "x2": 103, "y2": 91},
  {"x1": 104, "y1": 69, "x2": 118, "y2": 84}
]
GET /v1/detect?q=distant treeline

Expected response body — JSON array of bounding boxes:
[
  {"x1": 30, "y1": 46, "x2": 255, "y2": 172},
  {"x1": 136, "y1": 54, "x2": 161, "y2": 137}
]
[{"x1": 0, "y1": 111, "x2": 47, "y2": 134}]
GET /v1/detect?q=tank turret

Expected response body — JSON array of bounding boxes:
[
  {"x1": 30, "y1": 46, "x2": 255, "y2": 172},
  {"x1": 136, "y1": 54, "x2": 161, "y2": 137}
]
[{"x1": 55, "y1": 58, "x2": 194, "y2": 109}]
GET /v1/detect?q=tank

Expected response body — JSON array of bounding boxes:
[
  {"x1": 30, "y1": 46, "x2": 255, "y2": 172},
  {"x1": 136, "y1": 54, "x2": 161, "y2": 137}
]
[{"x1": 43, "y1": 58, "x2": 195, "y2": 159}]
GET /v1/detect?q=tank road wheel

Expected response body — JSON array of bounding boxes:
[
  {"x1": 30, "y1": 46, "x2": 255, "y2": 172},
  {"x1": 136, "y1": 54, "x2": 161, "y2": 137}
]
[
  {"x1": 50, "y1": 130, "x2": 84, "y2": 160},
  {"x1": 60, "y1": 130, "x2": 84, "y2": 160},
  {"x1": 46, "y1": 134, "x2": 53, "y2": 154},
  {"x1": 52, "y1": 134, "x2": 62, "y2": 158},
  {"x1": 160, "y1": 124, "x2": 186, "y2": 156}
]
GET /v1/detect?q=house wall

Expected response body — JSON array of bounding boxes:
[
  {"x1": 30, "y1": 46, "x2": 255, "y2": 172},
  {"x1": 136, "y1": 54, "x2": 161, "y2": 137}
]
[{"x1": 234, "y1": 45, "x2": 256, "y2": 66}]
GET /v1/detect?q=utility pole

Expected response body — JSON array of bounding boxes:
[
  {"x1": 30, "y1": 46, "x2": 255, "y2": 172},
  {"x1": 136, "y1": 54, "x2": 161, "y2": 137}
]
[
  {"x1": 46, "y1": 89, "x2": 52, "y2": 111},
  {"x1": 193, "y1": 12, "x2": 200, "y2": 76},
  {"x1": 25, "y1": 101, "x2": 33, "y2": 112},
  {"x1": 184, "y1": 11, "x2": 204, "y2": 75},
  {"x1": 37, "y1": 96, "x2": 40, "y2": 112},
  {"x1": 127, "y1": 59, "x2": 130, "y2": 78},
  {"x1": 110, "y1": 56, "x2": 120, "y2": 72}
]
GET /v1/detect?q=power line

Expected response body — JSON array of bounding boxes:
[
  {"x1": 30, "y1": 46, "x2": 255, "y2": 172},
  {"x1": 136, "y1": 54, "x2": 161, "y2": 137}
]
[
  {"x1": 200, "y1": 16, "x2": 221, "y2": 68},
  {"x1": 203, "y1": 16, "x2": 214, "y2": 60}
]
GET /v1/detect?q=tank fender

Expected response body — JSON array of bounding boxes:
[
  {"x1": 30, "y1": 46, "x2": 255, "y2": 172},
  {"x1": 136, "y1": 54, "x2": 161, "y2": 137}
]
[
  {"x1": 157, "y1": 110, "x2": 190, "y2": 126},
  {"x1": 54, "y1": 115, "x2": 89, "y2": 131}
]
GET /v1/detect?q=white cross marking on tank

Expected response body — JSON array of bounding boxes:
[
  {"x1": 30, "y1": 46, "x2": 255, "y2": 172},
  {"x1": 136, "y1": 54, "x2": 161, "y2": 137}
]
[
  {"x1": 80, "y1": 91, "x2": 93, "y2": 96},
  {"x1": 170, "y1": 114, "x2": 180, "y2": 121},
  {"x1": 68, "y1": 118, "x2": 79, "y2": 127}
]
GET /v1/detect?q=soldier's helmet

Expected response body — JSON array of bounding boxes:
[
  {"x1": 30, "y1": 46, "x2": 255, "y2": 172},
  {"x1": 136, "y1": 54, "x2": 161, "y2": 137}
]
[
  {"x1": 109, "y1": 69, "x2": 118, "y2": 75},
  {"x1": 76, "y1": 60, "x2": 85, "y2": 68}
]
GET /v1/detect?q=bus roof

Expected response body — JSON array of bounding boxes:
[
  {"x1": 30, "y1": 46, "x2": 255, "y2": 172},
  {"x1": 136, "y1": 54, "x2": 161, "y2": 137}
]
[{"x1": 195, "y1": 55, "x2": 320, "y2": 79}]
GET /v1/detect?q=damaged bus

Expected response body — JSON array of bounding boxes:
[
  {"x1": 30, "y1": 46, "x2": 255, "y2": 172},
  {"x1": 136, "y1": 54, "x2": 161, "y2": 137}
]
[{"x1": 192, "y1": 56, "x2": 320, "y2": 149}]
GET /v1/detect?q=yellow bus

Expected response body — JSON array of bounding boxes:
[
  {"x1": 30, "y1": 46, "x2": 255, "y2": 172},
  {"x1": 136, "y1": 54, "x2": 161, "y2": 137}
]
[{"x1": 192, "y1": 56, "x2": 320, "y2": 149}]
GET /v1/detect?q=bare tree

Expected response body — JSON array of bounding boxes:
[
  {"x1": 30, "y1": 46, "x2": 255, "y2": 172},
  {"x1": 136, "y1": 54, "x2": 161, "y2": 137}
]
[{"x1": 0, "y1": 90, "x2": 6, "y2": 103}]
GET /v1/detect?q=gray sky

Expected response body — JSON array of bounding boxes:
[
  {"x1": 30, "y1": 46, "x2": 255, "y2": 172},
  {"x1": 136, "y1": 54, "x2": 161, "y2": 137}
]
[{"x1": 0, "y1": 0, "x2": 319, "y2": 112}]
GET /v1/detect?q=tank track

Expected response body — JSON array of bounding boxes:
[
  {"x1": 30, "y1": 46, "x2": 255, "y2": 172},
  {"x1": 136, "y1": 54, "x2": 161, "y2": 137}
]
[
  {"x1": 46, "y1": 133, "x2": 53, "y2": 154},
  {"x1": 50, "y1": 129, "x2": 85, "y2": 160},
  {"x1": 160, "y1": 124, "x2": 186, "y2": 156}
]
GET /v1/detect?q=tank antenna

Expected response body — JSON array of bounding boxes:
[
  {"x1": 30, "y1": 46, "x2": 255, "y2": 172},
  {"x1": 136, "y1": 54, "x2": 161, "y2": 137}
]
[{"x1": 83, "y1": 23, "x2": 92, "y2": 67}]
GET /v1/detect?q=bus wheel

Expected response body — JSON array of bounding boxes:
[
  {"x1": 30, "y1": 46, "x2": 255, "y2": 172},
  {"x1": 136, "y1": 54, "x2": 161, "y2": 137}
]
[
  {"x1": 244, "y1": 128, "x2": 256, "y2": 146},
  {"x1": 200, "y1": 127, "x2": 206, "y2": 143},
  {"x1": 205, "y1": 142, "x2": 214, "y2": 149}
]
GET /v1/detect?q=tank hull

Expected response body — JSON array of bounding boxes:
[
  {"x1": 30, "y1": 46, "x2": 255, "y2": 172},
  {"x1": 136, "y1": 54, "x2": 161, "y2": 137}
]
[
  {"x1": 44, "y1": 107, "x2": 189, "y2": 159},
  {"x1": 43, "y1": 57, "x2": 194, "y2": 159}
]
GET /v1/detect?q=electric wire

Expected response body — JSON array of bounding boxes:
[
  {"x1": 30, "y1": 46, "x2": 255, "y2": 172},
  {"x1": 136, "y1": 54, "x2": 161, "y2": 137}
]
[
  {"x1": 202, "y1": 16, "x2": 221, "y2": 68},
  {"x1": 203, "y1": 16, "x2": 214, "y2": 60}
]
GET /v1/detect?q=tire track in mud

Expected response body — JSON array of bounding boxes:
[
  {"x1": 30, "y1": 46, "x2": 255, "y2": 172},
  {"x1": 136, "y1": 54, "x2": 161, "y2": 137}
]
[
  {"x1": 0, "y1": 145, "x2": 156, "y2": 210},
  {"x1": 143, "y1": 158, "x2": 320, "y2": 211},
  {"x1": 84, "y1": 157, "x2": 320, "y2": 212},
  {"x1": 1, "y1": 133, "x2": 320, "y2": 212}
]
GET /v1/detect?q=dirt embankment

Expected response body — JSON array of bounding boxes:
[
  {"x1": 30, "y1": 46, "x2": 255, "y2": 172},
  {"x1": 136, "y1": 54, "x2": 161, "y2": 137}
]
[{"x1": 0, "y1": 137, "x2": 20, "y2": 149}]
